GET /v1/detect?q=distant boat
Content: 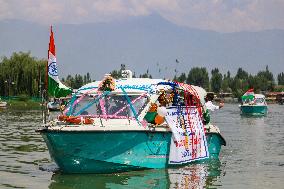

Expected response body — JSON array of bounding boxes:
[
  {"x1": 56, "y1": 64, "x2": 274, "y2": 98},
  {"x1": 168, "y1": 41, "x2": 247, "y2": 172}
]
[
  {"x1": 0, "y1": 101, "x2": 7, "y2": 108},
  {"x1": 0, "y1": 98, "x2": 7, "y2": 108},
  {"x1": 240, "y1": 89, "x2": 267, "y2": 116},
  {"x1": 47, "y1": 101, "x2": 60, "y2": 111}
]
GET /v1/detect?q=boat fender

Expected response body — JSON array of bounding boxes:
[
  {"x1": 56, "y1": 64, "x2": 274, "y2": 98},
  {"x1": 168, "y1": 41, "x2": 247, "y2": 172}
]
[
  {"x1": 154, "y1": 115, "x2": 164, "y2": 125},
  {"x1": 155, "y1": 106, "x2": 167, "y2": 125},
  {"x1": 82, "y1": 117, "x2": 94, "y2": 124},
  {"x1": 65, "y1": 116, "x2": 81, "y2": 124},
  {"x1": 58, "y1": 115, "x2": 68, "y2": 121}
]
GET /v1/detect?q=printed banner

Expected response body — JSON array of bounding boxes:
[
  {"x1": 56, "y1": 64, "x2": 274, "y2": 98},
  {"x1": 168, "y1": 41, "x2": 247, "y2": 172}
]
[{"x1": 166, "y1": 106, "x2": 209, "y2": 164}]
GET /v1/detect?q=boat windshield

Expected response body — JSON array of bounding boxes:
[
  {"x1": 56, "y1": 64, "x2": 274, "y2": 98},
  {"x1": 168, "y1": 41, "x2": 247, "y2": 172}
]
[
  {"x1": 65, "y1": 93, "x2": 149, "y2": 119},
  {"x1": 255, "y1": 98, "x2": 264, "y2": 104},
  {"x1": 242, "y1": 98, "x2": 254, "y2": 104},
  {"x1": 242, "y1": 97, "x2": 265, "y2": 105}
]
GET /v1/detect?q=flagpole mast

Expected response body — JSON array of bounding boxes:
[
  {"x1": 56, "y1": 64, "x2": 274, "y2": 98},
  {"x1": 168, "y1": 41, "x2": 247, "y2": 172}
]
[
  {"x1": 43, "y1": 26, "x2": 53, "y2": 124},
  {"x1": 42, "y1": 52, "x2": 48, "y2": 124},
  {"x1": 46, "y1": 25, "x2": 52, "y2": 95},
  {"x1": 46, "y1": 50, "x2": 48, "y2": 93}
]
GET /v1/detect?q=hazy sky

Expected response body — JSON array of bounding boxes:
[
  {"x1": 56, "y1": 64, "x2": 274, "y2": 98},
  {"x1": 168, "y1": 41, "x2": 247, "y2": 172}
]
[{"x1": 0, "y1": 0, "x2": 283, "y2": 32}]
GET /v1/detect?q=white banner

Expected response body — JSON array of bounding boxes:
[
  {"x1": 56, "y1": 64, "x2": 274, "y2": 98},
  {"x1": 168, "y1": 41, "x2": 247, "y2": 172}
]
[{"x1": 166, "y1": 106, "x2": 209, "y2": 164}]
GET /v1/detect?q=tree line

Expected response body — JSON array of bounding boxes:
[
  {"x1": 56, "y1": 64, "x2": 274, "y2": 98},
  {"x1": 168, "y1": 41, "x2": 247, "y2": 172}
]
[
  {"x1": 0, "y1": 52, "x2": 92, "y2": 97},
  {"x1": 61, "y1": 73, "x2": 92, "y2": 90},
  {"x1": 0, "y1": 52, "x2": 283, "y2": 98},
  {"x1": 174, "y1": 66, "x2": 284, "y2": 97},
  {"x1": 110, "y1": 64, "x2": 284, "y2": 98},
  {"x1": 0, "y1": 52, "x2": 45, "y2": 97}
]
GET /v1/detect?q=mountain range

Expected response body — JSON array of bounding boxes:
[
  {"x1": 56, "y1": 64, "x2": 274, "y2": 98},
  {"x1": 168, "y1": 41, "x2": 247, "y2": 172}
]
[{"x1": 0, "y1": 14, "x2": 283, "y2": 79}]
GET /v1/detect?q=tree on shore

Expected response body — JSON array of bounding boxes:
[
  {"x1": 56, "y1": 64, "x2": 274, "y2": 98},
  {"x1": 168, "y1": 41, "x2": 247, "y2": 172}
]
[
  {"x1": 174, "y1": 72, "x2": 187, "y2": 83},
  {"x1": 277, "y1": 72, "x2": 284, "y2": 85},
  {"x1": 210, "y1": 68, "x2": 223, "y2": 93},
  {"x1": 61, "y1": 73, "x2": 92, "y2": 89},
  {"x1": 231, "y1": 68, "x2": 250, "y2": 97},
  {"x1": 0, "y1": 52, "x2": 46, "y2": 97},
  {"x1": 255, "y1": 66, "x2": 275, "y2": 91},
  {"x1": 139, "y1": 69, "x2": 152, "y2": 78},
  {"x1": 186, "y1": 67, "x2": 209, "y2": 90},
  {"x1": 221, "y1": 71, "x2": 233, "y2": 93}
]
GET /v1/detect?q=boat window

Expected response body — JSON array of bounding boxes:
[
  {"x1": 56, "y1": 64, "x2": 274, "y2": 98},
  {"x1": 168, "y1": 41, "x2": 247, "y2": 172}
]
[
  {"x1": 68, "y1": 93, "x2": 149, "y2": 118},
  {"x1": 69, "y1": 96, "x2": 98, "y2": 116},
  {"x1": 255, "y1": 98, "x2": 264, "y2": 104},
  {"x1": 242, "y1": 98, "x2": 254, "y2": 104}
]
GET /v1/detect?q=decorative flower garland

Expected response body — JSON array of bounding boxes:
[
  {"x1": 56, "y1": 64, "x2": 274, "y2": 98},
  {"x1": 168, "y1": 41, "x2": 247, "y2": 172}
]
[
  {"x1": 158, "y1": 90, "x2": 174, "y2": 106},
  {"x1": 99, "y1": 75, "x2": 115, "y2": 91}
]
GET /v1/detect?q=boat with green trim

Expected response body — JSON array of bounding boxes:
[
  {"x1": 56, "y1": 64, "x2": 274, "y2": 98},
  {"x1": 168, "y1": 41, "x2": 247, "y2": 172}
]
[
  {"x1": 38, "y1": 73, "x2": 226, "y2": 173},
  {"x1": 240, "y1": 92, "x2": 267, "y2": 116}
]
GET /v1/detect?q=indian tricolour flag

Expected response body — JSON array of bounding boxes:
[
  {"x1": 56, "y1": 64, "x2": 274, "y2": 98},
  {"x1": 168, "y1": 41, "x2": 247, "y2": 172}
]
[
  {"x1": 242, "y1": 88, "x2": 254, "y2": 101},
  {"x1": 47, "y1": 26, "x2": 72, "y2": 98}
]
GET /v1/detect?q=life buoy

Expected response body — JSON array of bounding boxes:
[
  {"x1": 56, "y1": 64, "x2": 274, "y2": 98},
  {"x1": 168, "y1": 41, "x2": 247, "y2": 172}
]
[
  {"x1": 82, "y1": 117, "x2": 94, "y2": 124},
  {"x1": 65, "y1": 116, "x2": 81, "y2": 124},
  {"x1": 58, "y1": 115, "x2": 94, "y2": 125},
  {"x1": 58, "y1": 115, "x2": 68, "y2": 121}
]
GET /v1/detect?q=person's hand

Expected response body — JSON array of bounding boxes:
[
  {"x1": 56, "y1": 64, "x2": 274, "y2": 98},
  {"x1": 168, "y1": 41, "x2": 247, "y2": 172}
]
[{"x1": 219, "y1": 102, "x2": 224, "y2": 108}]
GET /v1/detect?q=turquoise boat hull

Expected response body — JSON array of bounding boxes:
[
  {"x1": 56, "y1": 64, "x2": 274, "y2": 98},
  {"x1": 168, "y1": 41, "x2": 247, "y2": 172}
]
[
  {"x1": 40, "y1": 130, "x2": 226, "y2": 173},
  {"x1": 240, "y1": 105, "x2": 267, "y2": 116}
]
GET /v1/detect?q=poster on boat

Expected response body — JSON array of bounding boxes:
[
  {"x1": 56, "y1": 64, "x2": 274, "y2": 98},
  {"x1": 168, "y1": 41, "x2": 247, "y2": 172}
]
[{"x1": 165, "y1": 106, "x2": 209, "y2": 164}]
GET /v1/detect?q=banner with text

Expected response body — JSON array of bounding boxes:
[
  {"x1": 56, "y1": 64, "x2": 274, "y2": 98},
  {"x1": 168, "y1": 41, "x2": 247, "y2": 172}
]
[{"x1": 166, "y1": 106, "x2": 209, "y2": 164}]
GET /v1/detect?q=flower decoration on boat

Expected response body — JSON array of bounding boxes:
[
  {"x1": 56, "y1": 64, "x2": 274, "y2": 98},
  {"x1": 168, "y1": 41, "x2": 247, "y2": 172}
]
[
  {"x1": 99, "y1": 75, "x2": 115, "y2": 91},
  {"x1": 158, "y1": 90, "x2": 174, "y2": 106},
  {"x1": 148, "y1": 103, "x2": 158, "y2": 112}
]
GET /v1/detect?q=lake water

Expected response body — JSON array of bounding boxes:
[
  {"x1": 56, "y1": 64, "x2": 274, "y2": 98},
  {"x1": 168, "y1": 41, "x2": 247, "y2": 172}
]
[{"x1": 0, "y1": 104, "x2": 283, "y2": 188}]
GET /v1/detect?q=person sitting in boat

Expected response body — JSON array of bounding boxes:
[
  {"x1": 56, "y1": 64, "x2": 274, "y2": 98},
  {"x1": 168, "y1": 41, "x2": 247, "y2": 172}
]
[{"x1": 203, "y1": 94, "x2": 224, "y2": 125}]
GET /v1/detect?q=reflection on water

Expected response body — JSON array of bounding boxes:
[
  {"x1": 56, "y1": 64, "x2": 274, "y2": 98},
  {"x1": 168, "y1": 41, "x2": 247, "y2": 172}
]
[
  {"x1": 49, "y1": 160, "x2": 223, "y2": 189},
  {"x1": 168, "y1": 161, "x2": 223, "y2": 189},
  {"x1": 1, "y1": 104, "x2": 284, "y2": 188}
]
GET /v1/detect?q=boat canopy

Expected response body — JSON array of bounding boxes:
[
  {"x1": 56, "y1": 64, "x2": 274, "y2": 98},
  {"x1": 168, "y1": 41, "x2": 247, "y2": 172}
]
[
  {"x1": 61, "y1": 77, "x2": 208, "y2": 124},
  {"x1": 77, "y1": 78, "x2": 170, "y2": 94},
  {"x1": 77, "y1": 78, "x2": 207, "y2": 103},
  {"x1": 254, "y1": 94, "x2": 265, "y2": 99}
]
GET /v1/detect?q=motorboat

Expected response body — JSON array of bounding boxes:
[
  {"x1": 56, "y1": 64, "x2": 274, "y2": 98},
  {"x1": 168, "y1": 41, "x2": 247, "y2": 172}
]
[
  {"x1": 240, "y1": 91, "x2": 267, "y2": 116},
  {"x1": 37, "y1": 72, "x2": 226, "y2": 173}
]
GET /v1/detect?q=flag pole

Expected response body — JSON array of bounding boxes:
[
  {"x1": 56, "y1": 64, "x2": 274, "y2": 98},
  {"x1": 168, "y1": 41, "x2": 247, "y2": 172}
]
[{"x1": 42, "y1": 26, "x2": 53, "y2": 124}]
